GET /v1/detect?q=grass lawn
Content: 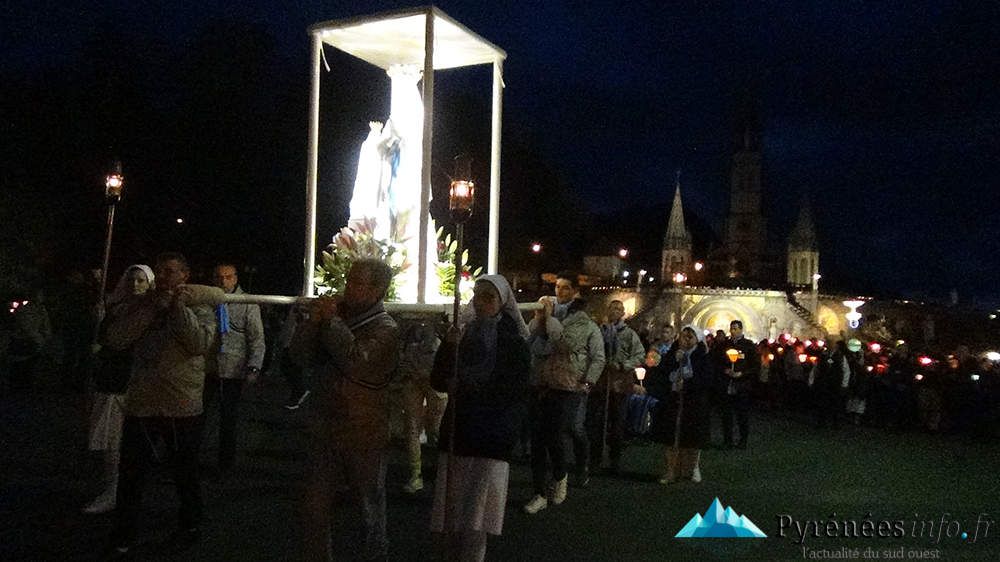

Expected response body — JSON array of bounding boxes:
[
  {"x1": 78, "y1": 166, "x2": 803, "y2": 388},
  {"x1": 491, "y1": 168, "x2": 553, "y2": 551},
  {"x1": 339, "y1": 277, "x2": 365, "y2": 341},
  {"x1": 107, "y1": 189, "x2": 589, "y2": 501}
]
[{"x1": 2, "y1": 378, "x2": 997, "y2": 561}]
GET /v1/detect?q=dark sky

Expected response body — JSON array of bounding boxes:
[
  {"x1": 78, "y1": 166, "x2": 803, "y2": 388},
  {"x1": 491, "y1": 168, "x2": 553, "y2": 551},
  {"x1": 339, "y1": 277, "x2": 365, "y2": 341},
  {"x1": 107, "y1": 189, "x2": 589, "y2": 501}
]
[{"x1": 5, "y1": 1, "x2": 999, "y2": 304}]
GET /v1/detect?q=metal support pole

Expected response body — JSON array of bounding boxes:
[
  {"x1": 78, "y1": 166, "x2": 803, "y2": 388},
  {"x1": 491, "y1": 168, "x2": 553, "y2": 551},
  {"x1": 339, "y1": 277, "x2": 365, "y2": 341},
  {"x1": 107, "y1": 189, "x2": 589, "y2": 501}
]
[
  {"x1": 303, "y1": 33, "x2": 323, "y2": 297},
  {"x1": 418, "y1": 11, "x2": 435, "y2": 304},
  {"x1": 98, "y1": 203, "x2": 117, "y2": 304},
  {"x1": 443, "y1": 221, "x2": 464, "y2": 540},
  {"x1": 487, "y1": 59, "x2": 503, "y2": 274}
]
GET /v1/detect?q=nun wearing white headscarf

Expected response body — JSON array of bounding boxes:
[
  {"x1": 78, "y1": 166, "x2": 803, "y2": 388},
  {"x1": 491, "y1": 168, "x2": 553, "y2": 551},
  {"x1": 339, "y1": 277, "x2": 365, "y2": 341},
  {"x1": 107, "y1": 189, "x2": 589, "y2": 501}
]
[
  {"x1": 83, "y1": 264, "x2": 154, "y2": 514},
  {"x1": 430, "y1": 274, "x2": 530, "y2": 561},
  {"x1": 636, "y1": 325, "x2": 711, "y2": 485}
]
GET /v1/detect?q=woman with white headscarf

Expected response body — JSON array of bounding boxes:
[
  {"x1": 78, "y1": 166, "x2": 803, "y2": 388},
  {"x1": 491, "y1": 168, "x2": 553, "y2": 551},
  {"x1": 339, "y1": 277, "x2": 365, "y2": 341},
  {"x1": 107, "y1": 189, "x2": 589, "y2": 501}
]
[
  {"x1": 83, "y1": 264, "x2": 154, "y2": 514},
  {"x1": 635, "y1": 325, "x2": 711, "y2": 484},
  {"x1": 430, "y1": 274, "x2": 530, "y2": 561}
]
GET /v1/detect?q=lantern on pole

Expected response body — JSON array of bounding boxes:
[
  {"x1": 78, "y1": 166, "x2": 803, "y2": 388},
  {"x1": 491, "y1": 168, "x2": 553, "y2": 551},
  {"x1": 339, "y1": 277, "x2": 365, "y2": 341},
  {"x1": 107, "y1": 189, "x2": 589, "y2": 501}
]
[
  {"x1": 98, "y1": 160, "x2": 125, "y2": 307},
  {"x1": 448, "y1": 154, "x2": 475, "y2": 324}
]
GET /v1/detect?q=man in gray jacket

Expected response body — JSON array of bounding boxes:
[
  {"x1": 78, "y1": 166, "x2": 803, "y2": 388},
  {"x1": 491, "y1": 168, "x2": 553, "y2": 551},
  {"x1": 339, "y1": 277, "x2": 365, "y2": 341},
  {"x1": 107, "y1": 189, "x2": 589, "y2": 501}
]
[
  {"x1": 523, "y1": 272, "x2": 605, "y2": 514},
  {"x1": 204, "y1": 263, "x2": 265, "y2": 472}
]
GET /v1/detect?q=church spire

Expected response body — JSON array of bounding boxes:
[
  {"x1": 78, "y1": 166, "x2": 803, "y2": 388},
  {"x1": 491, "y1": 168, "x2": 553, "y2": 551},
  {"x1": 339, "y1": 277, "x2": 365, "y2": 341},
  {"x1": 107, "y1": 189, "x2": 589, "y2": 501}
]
[
  {"x1": 661, "y1": 171, "x2": 693, "y2": 282},
  {"x1": 664, "y1": 171, "x2": 692, "y2": 248}
]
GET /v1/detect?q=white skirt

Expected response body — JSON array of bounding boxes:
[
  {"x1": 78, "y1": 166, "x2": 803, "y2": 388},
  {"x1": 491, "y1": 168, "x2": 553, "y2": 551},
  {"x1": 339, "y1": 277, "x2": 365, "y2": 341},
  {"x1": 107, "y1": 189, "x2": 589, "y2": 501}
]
[
  {"x1": 88, "y1": 392, "x2": 125, "y2": 451},
  {"x1": 430, "y1": 453, "x2": 509, "y2": 536}
]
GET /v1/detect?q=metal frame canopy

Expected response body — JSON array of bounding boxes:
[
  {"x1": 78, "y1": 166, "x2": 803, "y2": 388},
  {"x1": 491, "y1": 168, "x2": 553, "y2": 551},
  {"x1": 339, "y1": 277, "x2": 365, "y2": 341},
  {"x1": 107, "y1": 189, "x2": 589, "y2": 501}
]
[{"x1": 302, "y1": 6, "x2": 506, "y2": 302}]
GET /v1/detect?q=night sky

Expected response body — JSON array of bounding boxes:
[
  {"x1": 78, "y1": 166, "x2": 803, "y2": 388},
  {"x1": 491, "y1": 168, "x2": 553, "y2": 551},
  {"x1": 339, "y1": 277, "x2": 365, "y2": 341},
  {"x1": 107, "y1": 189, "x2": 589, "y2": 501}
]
[{"x1": 5, "y1": 1, "x2": 999, "y2": 304}]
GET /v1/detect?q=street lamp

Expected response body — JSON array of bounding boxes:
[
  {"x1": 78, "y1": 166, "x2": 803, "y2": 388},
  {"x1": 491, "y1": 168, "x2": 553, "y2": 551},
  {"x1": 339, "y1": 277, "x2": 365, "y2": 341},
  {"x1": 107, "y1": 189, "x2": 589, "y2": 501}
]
[
  {"x1": 98, "y1": 160, "x2": 125, "y2": 304},
  {"x1": 843, "y1": 299, "x2": 865, "y2": 330}
]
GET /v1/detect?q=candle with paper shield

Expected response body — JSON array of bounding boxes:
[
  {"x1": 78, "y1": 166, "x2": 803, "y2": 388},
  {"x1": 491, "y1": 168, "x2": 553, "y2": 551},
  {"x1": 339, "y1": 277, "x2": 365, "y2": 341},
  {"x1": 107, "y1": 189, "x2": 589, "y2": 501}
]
[{"x1": 635, "y1": 366, "x2": 646, "y2": 387}]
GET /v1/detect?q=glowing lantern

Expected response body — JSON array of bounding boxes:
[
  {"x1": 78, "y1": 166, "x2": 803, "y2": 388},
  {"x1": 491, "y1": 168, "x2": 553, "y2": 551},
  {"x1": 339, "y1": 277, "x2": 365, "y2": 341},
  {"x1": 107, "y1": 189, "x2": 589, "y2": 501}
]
[
  {"x1": 846, "y1": 339, "x2": 862, "y2": 353},
  {"x1": 725, "y1": 349, "x2": 741, "y2": 364},
  {"x1": 105, "y1": 161, "x2": 125, "y2": 200},
  {"x1": 869, "y1": 342, "x2": 882, "y2": 354},
  {"x1": 797, "y1": 353, "x2": 808, "y2": 364},
  {"x1": 816, "y1": 339, "x2": 825, "y2": 348},
  {"x1": 530, "y1": 242, "x2": 542, "y2": 253},
  {"x1": 618, "y1": 248, "x2": 628, "y2": 259},
  {"x1": 694, "y1": 261, "x2": 704, "y2": 272},
  {"x1": 914, "y1": 374, "x2": 924, "y2": 381},
  {"x1": 635, "y1": 366, "x2": 647, "y2": 387},
  {"x1": 449, "y1": 179, "x2": 475, "y2": 223},
  {"x1": 971, "y1": 374, "x2": 981, "y2": 382},
  {"x1": 767, "y1": 353, "x2": 775, "y2": 361},
  {"x1": 918, "y1": 356, "x2": 934, "y2": 366},
  {"x1": 866, "y1": 366, "x2": 874, "y2": 372},
  {"x1": 986, "y1": 351, "x2": 1000, "y2": 362}
]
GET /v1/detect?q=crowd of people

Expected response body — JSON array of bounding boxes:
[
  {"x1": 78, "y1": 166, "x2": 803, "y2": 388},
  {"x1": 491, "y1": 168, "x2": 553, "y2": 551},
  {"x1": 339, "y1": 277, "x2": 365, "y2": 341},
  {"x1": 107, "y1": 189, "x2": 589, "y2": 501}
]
[{"x1": 3, "y1": 256, "x2": 999, "y2": 561}]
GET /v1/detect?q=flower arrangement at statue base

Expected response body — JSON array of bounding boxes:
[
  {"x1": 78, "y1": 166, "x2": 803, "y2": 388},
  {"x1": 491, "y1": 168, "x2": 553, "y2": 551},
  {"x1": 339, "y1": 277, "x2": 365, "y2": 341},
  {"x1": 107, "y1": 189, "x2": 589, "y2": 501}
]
[
  {"x1": 435, "y1": 227, "x2": 481, "y2": 303},
  {"x1": 314, "y1": 219, "x2": 482, "y2": 304},
  {"x1": 314, "y1": 218, "x2": 408, "y2": 299}
]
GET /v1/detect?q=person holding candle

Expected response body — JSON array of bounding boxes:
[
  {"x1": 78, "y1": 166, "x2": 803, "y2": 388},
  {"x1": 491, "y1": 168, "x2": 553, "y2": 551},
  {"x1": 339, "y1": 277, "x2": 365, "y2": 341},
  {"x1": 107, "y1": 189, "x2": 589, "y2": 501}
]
[
  {"x1": 717, "y1": 320, "x2": 759, "y2": 449},
  {"x1": 635, "y1": 326, "x2": 711, "y2": 483}
]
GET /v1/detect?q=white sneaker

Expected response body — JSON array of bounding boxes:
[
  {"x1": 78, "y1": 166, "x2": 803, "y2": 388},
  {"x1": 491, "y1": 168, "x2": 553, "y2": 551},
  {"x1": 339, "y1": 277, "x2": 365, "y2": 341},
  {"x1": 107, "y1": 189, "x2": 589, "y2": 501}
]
[
  {"x1": 403, "y1": 476, "x2": 423, "y2": 494},
  {"x1": 691, "y1": 466, "x2": 702, "y2": 483},
  {"x1": 552, "y1": 476, "x2": 568, "y2": 505},
  {"x1": 523, "y1": 494, "x2": 548, "y2": 514}
]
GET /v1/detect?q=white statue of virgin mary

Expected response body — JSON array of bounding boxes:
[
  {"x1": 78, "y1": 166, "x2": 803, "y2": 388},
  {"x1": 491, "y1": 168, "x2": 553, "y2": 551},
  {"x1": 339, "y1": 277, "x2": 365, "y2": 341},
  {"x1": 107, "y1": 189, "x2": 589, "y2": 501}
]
[{"x1": 347, "y1": 64, "x2": 436, "y2": 302}]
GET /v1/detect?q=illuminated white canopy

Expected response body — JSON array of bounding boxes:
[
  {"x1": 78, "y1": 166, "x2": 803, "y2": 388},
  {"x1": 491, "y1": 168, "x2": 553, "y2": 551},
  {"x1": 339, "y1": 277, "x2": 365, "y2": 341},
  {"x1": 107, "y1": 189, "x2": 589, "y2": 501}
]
[
  {"x1": 302, "y1": 6, "x2": 506, "y2": 302},
  {"x1": 311, "y1": 6, "x2": 506, "y2": 70}
]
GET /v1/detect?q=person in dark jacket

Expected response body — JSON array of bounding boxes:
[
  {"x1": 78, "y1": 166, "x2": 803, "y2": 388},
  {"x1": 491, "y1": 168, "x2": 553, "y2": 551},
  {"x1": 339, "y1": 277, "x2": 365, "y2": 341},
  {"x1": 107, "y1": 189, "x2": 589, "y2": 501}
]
[
  {"x1": 716, "y1": 319, "x2": 760, "y2": 448},
  {"x1": 430, "y1": 274, "x2": 530, "y2": 562},
  {"x1": 635, "y1": 326, "x2": 711, "y2": 484}
]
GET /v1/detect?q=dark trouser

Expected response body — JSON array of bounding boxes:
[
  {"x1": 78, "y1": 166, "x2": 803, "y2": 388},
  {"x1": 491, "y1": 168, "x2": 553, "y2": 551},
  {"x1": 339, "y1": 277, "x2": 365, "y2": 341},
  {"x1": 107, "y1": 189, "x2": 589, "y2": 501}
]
[
  {"x1": 588, "y1": 389, "x2": 626, "y2": 469},
  {"x1": 302, "y1": 445, "x2": 387, "y2": 561},
  {"x1": 720, "y1": 392, "x2": 751, "y2": 445},
  {"x1": 113, "y1": 415, "x2": 203, "y2": 546},
  {"x1": 530, "y1": 389, "x2": 576, "y2": 495},
  {"x1": 281, "y1": 351, "x2": 306, "y2": 398},
  {"x1": 203, "y1": 375, "x2": 245, "y2": 470},
  {"x1": 568, "y1": 392, "x2": 589, "y2": 474}
]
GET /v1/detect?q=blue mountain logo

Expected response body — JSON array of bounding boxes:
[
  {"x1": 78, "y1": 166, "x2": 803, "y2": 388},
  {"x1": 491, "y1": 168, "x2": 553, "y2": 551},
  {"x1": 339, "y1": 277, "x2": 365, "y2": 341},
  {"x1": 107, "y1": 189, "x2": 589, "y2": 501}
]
[{"x1": 675, "y1": 497, "x2": 767, "y2": 538}]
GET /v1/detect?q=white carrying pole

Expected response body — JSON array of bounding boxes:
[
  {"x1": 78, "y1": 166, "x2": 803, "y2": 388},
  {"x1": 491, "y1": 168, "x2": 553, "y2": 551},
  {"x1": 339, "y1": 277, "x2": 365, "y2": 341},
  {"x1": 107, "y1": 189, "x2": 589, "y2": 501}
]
[
  {"x1": 221, "y1": 291, "x2": 541, "y2": 315},
  {"x1": 487, "y1": 59, "x2": 503, "y2": 274},
  {"x1": 302, "y1": 32, "x2": 323, "y2": 297},
  {"x1": 417, "y1": 10, "x2": 435, "y2": 304}
]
